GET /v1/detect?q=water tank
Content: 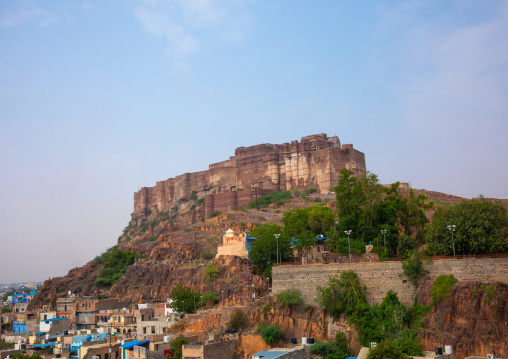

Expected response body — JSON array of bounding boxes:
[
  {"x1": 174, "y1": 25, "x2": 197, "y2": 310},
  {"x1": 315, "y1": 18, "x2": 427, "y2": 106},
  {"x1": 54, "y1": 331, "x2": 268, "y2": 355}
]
[
  {"x1": 225, "y1": 329, "x2": 230, "y2": 334},
  {"x1": 302, "y1": 337, "x2": 307, "y2": 345},
  {"x1": 309, "y1": 337, "x2": 315, "y2": 344},
  {"x1": 445, "y1": 346, "x2": 452, "y2": 354},
  {"x1": 18, "y1": 340, "x2": 22, "y2": 345},
  {"x1": 231, "y1": 329, "x2": 236, "y2": 334},
  {"x1": 290, "y1": 338, "x2": 297, "y2": 345},
  {"x1": 58, "y1": 344, "x2": 63, "y2": 348},
  {"x1": 435, "y1": 347, "x2": 443, "y2": 355},
  {"x1": 121, "y1": 340, "x2": 126, "y2": 345},
  {"x1": 46, "y1": 334, "x2": 50, "y2": 340},
  {"x1": 164, "y1": 336, "x2": 170, "y2": 343}
]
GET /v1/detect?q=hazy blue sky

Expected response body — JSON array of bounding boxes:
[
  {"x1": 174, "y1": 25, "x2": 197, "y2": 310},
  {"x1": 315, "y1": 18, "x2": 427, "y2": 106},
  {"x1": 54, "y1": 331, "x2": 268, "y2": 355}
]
[{"x1": 1, "y1": 0, "x2": 507, "y2": 283}]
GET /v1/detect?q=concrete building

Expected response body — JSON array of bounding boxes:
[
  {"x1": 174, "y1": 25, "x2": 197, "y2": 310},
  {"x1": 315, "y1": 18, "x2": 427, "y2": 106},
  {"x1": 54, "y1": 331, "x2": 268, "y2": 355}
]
[
  {"x1": 215, "y1": 229, "x2": 256, "y2": 259},
  {"x1": 40, "y1": 317, "x2": 70, "y2": 335}
]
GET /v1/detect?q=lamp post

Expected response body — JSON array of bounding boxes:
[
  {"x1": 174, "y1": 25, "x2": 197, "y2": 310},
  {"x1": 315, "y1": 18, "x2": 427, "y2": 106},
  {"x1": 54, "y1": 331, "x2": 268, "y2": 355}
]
[
  {"x1": 274, "y1": 234, "x2": 281, "y2": 265},
  {"x1": 447, "y1": 225, "x2": 456, "y2": 259},
  {"x1": 380, "y1": 229, "x2": 387, "y2": 251},
  {"x1": 344, "y1": 230, "x2": 352, "y2": 263}
]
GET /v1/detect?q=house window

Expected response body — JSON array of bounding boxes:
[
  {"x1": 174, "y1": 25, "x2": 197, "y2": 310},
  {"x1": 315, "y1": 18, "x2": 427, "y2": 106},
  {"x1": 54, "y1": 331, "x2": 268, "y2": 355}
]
[
  {"x1": 152, "y1": 326, "x2": 155, "y2": 334},
  {"x1": 143, "y1": 327, "x2": 147, "y2": 334}
]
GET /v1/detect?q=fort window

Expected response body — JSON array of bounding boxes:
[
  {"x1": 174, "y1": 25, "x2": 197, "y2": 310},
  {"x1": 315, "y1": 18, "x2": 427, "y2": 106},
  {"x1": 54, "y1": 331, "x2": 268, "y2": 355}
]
[{"x1": 152, "y1": 326, "x2": 155, "y2": 333}]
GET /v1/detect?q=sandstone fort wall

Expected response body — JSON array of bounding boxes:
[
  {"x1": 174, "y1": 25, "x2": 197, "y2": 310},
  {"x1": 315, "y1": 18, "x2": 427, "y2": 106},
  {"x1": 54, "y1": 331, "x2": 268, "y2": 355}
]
[
  {"x1": 272, "y1": 258, "x2": 508, "y2": 307},
  {"x1": 133, "y1": 134, "x2": 366, "y2": 215}
]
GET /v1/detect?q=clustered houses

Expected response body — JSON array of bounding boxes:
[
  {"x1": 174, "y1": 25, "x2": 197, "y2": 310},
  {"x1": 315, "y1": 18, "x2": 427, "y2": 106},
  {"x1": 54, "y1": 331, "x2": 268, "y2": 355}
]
[{"x1": 0, "y1": 294, "x2": 194, "y2": 359}]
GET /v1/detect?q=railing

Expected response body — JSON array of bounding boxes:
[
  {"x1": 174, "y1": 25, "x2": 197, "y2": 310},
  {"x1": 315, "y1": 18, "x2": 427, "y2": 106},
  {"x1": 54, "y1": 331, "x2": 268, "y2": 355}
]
[{"x1": 273, "y1": 253, "x2": 508, "y2": 266}]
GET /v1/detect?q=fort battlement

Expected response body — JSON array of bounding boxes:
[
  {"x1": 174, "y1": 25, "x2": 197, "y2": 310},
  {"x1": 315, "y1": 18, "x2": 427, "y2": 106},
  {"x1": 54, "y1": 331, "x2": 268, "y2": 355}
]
[
  {"x1": 133, "y1": 133, "x2": 366, "y2": 215},
  {"x1": 272, "y1": 258, "x2": 508, "y2": 307}
]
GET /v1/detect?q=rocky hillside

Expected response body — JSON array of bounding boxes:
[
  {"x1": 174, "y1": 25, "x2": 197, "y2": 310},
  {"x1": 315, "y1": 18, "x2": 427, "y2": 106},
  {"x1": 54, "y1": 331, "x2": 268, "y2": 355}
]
[{"x1": 417, "y1": 279, "x2": 508, "y2": 358}]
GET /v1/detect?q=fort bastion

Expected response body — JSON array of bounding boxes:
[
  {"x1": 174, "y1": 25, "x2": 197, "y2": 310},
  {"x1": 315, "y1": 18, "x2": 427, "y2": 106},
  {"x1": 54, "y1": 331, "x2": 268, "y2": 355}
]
[{"x1": 133, "y1": 133, "x2": 366, "y2": 216}]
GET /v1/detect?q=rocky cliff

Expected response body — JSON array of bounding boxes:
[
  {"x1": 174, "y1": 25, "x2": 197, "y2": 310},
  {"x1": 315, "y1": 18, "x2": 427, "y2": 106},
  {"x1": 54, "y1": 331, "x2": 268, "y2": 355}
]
[{"x1": 417, "y1": 280, "x2": 508, "y2": 359}]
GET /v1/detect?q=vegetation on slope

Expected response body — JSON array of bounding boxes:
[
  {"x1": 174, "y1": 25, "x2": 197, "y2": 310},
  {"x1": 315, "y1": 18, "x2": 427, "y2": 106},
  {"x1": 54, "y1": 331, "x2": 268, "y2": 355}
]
[
  {"x1": 94, "y1": 246, "x2": 143, "y2": 287},
  {"x1": 317, "y1": 271, "x2": 428, "y2": 356},
  {"x1": 248, "y1": 191, "x2": 292, "y2": 208}
]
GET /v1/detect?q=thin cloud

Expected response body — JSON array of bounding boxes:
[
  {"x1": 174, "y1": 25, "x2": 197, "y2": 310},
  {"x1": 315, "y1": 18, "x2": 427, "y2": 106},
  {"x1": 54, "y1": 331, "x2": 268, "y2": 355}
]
[
  {"x1": 134, "y1": 0, "x2": 253, "y2": 69},
  {"x1": 0, "y1": 7, "x2": 60, "y2": 28},
  {"x1": 135, "y1": 6, "x2": 200, "y2": 58}
]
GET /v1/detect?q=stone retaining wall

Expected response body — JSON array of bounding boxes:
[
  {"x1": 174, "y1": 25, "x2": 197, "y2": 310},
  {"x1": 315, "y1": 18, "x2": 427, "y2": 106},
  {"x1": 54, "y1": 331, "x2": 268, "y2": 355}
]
[{"x1": 272, "y1": 258, "x2": 508, "y2": 307}]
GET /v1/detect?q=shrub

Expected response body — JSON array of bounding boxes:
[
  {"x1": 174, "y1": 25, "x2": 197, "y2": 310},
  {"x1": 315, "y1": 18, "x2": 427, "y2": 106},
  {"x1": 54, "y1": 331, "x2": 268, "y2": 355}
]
[
  {"x1": 202, "y1": 264, "x2": 222, "y2": 283},
  {"x1": 258, "y1": 325, "x2": 283, "y2": 345},
  {"x1": 168, "y1": 335, "x2": 188, "y2": 359},
  {"x1": 209, "y1": 210, "x2": 221, "y2": 218},
  {"x1": 400, "y1": 251, "x2": 429, "y2": 287},
  {"x1": 201, "y1": 252, "x2": 214, "y2": 260},
  {"x1": 228, "y1": 309, "x2": 249, "y2": 331},
  {"x1": 303, "y1": 187, "x2": 317, "y2": 196},
  {"x1": 248, "y1": 191, "x2": 293, "y2": 208},
  {"x1": 277, "y1": 288, "x2": 304, "y2": 307},
  {"x1": 190, "y1": 191, "x2": 198, "y2": 201},
  {"x1": 431, "y1": 275, "x2": 457, "y2": 304},
  {"x1": 316, "y1": 271, "x2": 366, "y2": 318},
  {"x1": 366, "y1": 339, "x2": 411, "y2": 359},
  {"x1": 94, "y1": 247, "x2": 143, "y2": 287},
  {"x1": 199, "y1": 291, "x2": 220, "y2": 306}
]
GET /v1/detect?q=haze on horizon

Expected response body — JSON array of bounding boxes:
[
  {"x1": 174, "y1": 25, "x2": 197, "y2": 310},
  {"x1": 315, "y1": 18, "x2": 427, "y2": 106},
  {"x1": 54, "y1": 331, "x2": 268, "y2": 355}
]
[{"x1": 0, "y1": 0, "x2": 507, "y2": 284}]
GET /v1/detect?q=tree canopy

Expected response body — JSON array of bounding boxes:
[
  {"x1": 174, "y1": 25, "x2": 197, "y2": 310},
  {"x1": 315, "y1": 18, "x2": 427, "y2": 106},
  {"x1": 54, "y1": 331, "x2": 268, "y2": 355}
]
[
  {"x1": 248, "y1": 222, "x2": 293, "y2": 274},
  {"x1": 425, "y1": 197, "x2": 508, "y2": 255}
]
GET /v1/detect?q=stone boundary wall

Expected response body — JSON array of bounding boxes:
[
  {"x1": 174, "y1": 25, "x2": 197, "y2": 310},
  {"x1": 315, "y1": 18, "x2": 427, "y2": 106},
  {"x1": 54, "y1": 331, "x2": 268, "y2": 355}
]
[{"x1": 272, "y1": 258, "x2": 508, "y2": 307}]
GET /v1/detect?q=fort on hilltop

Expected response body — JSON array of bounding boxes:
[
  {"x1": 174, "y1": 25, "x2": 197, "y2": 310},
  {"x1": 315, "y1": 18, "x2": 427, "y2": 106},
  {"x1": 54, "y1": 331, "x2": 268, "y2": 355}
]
[{"x1": 133, "y1": 133, "x2": 366, "y2": 217}]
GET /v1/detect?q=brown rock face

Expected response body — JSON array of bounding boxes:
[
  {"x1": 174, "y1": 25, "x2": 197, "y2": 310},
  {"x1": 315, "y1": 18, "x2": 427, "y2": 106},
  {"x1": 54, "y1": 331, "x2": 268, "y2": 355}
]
[
  {"x1": 175, "y1": 296, "x2": 360, "y2": 357},
  {"x1": 133, "y1": 133, "x2": 366, "y2": 217},
  {"x1": 108, "y1": 255, "x2": 269, "y2": 305},
  {"x1": 417, "y1": 280, "x2": 508, "y2": 359},
  {"x1": 29, "y1": 261, "x2": 102, "y2": 310}
]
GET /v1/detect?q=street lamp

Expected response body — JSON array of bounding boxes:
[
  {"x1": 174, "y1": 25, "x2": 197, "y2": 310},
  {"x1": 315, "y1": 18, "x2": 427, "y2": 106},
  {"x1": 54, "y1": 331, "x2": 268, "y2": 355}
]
[
  {"x1": 380, "y1": 229, "x2": 387, "y2": 251},
  {"x1": 447, "y1": 225, "x2": 456, "y2": 259},
  {"x1": 344, "y1": 230, "x2": 352, "y2": 263},
  {"x1": 274, "y1": 234, "x2": 281, "y2": 265}
]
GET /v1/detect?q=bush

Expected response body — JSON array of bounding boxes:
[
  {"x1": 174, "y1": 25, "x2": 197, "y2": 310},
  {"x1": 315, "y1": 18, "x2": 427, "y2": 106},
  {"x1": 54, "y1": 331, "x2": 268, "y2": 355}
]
[
  {"x1": 311, "y1": 332, "x2": 348, "y2": 359},
  {"x1": 202, "y1": 264, "x2": 222, "y2": 283},
  {"x1": 201, "y1": 252, "x2": 214, "y2": 260},
  {"x1": 228, "y1": 309, "x2": 249, "y2": 331},
  {"x1": 316, "y1": 271, "x2": 366, "y2": 318},
  {"x1": 258, "y1": 325, "x2": 283, "y2": 345},
  {"x1": 199, "y1": 291, "x2": 220, "y2": 307},
  {"x1": 94, "y1": 247, "x2": 143, "y2": 287},
  {"x1": 209, "y1": 210, "x2": 221, "y2": 218},
  {"x1": 366, "y1": 339, "x2": 411, "y2": 359},
  {"x1": 431, "y1": 275, "x2": 457, "y2": 304},
  {"x1": 190, "y1": 191, "x2": 198, "y2": 201},
  {"x1": 303, "y1": 187, "x2": 317, "y2": 196},
  {"x1": 248, "y1": 191, "x2": 293, "y2": 208},
  {"x1": 277, "y1": 288, "x2": 304, "y2": 307},
  {"x1": 168, "y1": 335, "x2": 188, "y2": 359},
  {"x1": 400, "y1": 251, "x2": 429, "y2": 287}
]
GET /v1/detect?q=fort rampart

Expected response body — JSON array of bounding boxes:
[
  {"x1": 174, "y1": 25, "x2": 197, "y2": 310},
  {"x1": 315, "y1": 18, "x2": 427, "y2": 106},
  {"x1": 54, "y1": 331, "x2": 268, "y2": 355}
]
[
  {"x1": 272, "y1": 258, "x2": 508, "y2": 307},
  {"x1": 133, "y1": 133, "x2": 366, "y2": 216}
]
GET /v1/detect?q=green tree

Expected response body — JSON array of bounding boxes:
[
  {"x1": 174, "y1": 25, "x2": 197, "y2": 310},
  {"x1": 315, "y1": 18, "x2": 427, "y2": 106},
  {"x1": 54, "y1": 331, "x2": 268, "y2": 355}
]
[
  {"x1": 11, "y1": 353, "x2": 43, "y2": 359},
  {"x1": 168, "y1": 335, "x2": 188, "y2": 359},
  {"x1": 425, "y1": 197, "x2": 508, "y2": 255},
  {"x1": 169, "y1": 285, "x2": 201, "y2": 314},
  {"x1": 248, "y1": 223, "x2": 293, "y2": 272},
  {"x1": 2, "y1": 291, "x2": 14, "y2": 301},
  {"x1": 2, "y1": 306, "x2": 13, "y2": 313}
]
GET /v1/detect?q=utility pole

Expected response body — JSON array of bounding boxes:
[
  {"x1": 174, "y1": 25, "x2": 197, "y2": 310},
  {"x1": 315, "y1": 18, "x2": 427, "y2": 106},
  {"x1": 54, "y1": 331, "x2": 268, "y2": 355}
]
[
  {"x1": 274, "y1": 234, "x2": 281, "y2": 265},
  {"x1": 344, "y1": 230, "x2": 352, "y2": 263}
]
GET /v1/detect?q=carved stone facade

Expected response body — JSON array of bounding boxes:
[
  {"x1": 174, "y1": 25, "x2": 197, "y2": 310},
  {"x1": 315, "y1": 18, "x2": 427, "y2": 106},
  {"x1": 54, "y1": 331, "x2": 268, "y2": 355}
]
[{"x1": 133, "y1": 133, "x2": 366, "y2": 215}]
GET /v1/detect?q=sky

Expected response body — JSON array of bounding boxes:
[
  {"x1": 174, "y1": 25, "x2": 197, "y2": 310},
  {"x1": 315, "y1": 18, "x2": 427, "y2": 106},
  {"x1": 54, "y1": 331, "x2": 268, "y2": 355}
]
[{"x1": 0, "y1": 0, "x2": 507, "y2": 284}]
